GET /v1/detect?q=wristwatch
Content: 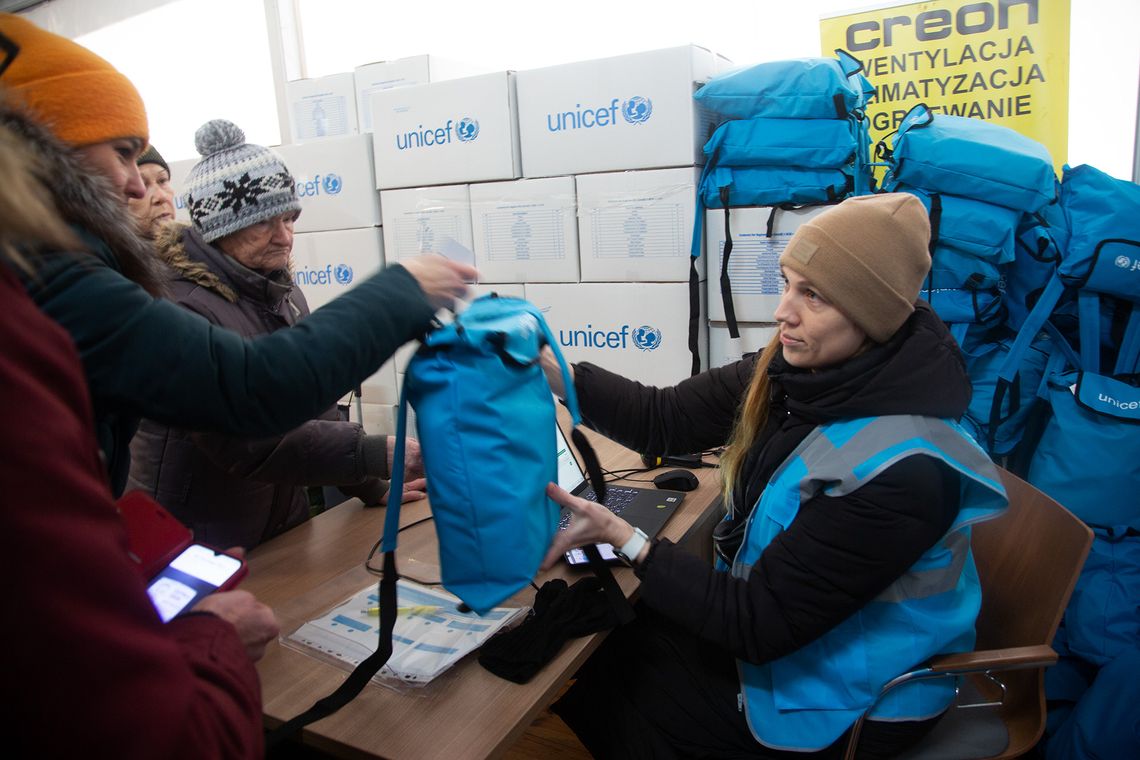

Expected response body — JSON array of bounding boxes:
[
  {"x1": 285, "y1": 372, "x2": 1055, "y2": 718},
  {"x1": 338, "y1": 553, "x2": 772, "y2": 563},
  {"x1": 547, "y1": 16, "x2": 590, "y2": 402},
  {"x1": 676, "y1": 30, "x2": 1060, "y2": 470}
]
[{"x1": 613, "y1": 527, "x2": 649, "y2": 566}]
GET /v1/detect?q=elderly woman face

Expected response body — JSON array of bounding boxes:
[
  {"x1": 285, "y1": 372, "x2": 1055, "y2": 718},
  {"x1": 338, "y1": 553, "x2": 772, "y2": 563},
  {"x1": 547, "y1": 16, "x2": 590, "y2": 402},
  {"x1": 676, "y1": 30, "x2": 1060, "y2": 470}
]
[
  {"x1": 214, "y1": 209, "x2": 300, "y2": 273},
  {"x1": 774, "y1": 267, "x2": 868, "y2": 370},
  {"x1": 74, "y1": 138, "x2": 146, "y2": 201},
  {"x1": 128, "y1": 162, "x2": 176, "y2": 238}
]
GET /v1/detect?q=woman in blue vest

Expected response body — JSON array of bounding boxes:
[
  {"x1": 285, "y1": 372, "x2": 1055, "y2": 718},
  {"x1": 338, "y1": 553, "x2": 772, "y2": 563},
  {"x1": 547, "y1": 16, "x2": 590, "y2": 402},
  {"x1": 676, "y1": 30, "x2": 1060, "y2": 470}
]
[{"x1": 542, "y1": 193, "x2": 1007, "y2": 758}]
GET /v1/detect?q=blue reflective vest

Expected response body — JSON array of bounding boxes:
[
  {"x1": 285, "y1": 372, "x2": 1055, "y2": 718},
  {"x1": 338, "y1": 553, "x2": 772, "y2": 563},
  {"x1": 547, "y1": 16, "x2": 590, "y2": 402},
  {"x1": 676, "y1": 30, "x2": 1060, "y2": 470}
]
[{"x1": 726, "y1": 415, "x2": 1008, "y2": 751}]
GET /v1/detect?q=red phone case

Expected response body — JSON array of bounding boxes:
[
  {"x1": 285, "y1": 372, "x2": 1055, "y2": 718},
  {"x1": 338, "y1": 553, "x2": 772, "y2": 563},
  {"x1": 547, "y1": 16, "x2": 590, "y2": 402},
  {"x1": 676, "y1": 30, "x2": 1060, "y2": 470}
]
[
  {"x1": 118, "y1": 490, "x2": 194, "y2": 579},
  {"x1": 118, "y1": 491, "x2": 245, "y2": 589}
]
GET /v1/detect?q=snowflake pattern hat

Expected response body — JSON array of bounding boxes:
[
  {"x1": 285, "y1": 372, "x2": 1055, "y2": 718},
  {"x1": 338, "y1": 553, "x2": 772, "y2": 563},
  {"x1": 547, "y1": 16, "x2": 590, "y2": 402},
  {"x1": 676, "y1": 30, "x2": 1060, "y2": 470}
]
[{"x1": 183, "y1": 119, "x2": 300, "y2": 242}]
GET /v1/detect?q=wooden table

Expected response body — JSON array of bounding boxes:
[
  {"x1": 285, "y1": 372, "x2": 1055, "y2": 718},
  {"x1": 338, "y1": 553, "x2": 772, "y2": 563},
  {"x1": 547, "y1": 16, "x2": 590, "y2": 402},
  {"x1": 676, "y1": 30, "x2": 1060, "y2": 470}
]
[{"x1": 245, "y1": 428, "x2": 724, "y2": 759}]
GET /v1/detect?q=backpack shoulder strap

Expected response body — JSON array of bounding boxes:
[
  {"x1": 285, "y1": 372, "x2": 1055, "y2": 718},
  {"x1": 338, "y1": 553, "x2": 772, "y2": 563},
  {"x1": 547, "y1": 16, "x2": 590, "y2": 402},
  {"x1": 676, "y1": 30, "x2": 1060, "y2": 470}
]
[{"x1": 267, "y1": 376, "x2": 415, "y2": 747}]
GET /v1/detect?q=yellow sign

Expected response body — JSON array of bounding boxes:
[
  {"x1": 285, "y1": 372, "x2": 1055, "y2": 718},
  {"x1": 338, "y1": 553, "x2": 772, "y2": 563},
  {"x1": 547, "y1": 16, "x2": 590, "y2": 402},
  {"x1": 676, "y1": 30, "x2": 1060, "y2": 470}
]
[{"x1": 821, "y1": 0, "x2": 1070, "y2": 171}]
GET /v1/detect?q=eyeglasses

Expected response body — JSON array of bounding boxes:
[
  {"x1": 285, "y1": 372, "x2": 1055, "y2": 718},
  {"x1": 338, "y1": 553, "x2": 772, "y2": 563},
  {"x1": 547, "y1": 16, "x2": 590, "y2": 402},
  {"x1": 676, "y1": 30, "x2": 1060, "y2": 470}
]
[{"x1": 0, "y1": 29, "x2": 18, "y2": 79}]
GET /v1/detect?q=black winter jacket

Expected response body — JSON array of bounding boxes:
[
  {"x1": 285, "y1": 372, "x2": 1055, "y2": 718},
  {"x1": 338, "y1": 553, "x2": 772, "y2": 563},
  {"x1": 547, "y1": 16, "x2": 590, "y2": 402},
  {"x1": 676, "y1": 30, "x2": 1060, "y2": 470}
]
[{"x1": 572, "y1": 302, "x2": 971, "y2": 665}]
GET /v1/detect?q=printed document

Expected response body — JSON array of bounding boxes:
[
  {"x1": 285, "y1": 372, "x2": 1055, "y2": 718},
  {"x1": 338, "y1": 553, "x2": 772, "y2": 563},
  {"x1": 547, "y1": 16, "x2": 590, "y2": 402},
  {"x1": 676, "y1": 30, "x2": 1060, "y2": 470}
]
[{"x1": 285, "y1": 579, "x2": 526, "y2": 686}]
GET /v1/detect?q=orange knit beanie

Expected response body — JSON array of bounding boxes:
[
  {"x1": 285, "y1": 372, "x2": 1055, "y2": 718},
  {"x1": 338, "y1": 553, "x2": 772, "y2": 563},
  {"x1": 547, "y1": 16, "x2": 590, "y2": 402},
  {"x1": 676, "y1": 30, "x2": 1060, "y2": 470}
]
[{"x1": 0, "y1": 13, "x2": 148, "y2": 146}]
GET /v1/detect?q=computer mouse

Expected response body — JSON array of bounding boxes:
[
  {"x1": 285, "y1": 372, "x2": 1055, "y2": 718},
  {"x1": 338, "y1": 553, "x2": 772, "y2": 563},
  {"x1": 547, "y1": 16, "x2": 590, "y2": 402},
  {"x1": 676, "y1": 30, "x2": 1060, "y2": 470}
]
[{"x1": 653, "y1": 469, "x2": 699, "y2": 492}]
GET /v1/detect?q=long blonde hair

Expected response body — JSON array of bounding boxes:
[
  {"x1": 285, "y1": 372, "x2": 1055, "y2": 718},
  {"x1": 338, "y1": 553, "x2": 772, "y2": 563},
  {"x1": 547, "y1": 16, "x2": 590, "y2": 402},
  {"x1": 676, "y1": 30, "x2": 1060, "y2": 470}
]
[{"x1": 719, "y1": 333, "x2": 784, "y2": 508}]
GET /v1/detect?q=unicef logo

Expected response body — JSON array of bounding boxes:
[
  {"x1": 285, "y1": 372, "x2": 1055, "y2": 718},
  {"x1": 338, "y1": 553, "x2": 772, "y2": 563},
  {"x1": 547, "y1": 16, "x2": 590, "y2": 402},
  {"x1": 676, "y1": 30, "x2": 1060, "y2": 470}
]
[
  {"x1": 1115, "y1": 255, "x2": 1133, "y2": 269},
  {"x1": 456, "y1": 117, "x2": 480, "y2": 142},
  {"x1": 622, "y1": 96, "x2": 653, "y2": 124},
  {"x1": 334, "y1": 264, "x2": 354, "y2": 285},
  {"x1": 632, "y1": 325, "x2": 662, "y2": 351},
  {"x1": 321, "y1": 173, "x2": 343, "y2": 195}
]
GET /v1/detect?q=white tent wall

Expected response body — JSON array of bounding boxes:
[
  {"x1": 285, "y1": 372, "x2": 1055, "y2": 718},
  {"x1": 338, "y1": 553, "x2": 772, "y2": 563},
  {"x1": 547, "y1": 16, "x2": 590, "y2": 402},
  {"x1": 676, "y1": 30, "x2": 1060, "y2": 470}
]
[
  {"x1": 20, "y1": 0, "x2": 180, "y2": 38},
  {"x1": 17, "y1": 0, "x2": 298, "y2": 161}
]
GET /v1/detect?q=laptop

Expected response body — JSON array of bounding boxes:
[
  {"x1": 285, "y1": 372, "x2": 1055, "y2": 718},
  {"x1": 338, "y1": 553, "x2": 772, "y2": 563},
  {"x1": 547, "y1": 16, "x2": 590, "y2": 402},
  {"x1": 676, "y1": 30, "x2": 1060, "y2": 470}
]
[{"x1": 554, "y1": 422, "x2": 687, "y2": 565}]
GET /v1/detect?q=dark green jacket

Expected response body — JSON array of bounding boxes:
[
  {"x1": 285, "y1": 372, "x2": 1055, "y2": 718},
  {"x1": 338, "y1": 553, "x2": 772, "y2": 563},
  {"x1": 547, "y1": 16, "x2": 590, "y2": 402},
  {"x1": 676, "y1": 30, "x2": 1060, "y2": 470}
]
[{"x1": 29, "y1": 233, "x2": 433, "y2": 495}]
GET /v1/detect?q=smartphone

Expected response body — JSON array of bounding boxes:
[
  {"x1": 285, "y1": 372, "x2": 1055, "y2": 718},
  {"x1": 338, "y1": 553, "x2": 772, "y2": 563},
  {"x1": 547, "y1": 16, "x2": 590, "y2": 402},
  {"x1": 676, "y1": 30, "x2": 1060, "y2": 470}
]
[
  {"x1": 146, "y1": 543, "x2": 247, "y2": 622},
  {"x1": 565, "y1": 542, "x2": 620, "y2": 566}
]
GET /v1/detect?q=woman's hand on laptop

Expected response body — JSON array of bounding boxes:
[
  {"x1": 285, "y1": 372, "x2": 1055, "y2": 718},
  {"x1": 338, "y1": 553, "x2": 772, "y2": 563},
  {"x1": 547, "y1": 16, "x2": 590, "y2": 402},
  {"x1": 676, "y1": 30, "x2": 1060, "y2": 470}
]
[{"x1": 540, "y1": 482, "x2": 638, "y2": 570}]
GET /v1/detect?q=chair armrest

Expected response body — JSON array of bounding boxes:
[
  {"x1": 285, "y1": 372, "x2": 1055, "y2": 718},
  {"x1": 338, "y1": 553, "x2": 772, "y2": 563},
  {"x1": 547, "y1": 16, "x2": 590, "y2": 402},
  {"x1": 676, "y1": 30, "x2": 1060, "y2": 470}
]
[{"x1": 929, "y1": 645, "x2": 1058, "y2": 675}]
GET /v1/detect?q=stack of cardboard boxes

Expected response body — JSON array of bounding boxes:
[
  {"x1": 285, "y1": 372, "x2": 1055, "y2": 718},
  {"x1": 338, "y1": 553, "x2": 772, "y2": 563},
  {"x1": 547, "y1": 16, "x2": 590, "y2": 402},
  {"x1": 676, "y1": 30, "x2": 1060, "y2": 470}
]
[{"x1": 357, "y1": 45, "x2": 729, "y2": 435}]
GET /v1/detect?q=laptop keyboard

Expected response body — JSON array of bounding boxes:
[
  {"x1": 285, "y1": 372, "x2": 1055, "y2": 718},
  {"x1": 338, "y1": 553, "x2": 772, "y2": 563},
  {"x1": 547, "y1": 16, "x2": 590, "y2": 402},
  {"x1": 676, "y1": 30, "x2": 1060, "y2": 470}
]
[{"x1": 557, "y1": 485, "x2": 641, "y2": 530}]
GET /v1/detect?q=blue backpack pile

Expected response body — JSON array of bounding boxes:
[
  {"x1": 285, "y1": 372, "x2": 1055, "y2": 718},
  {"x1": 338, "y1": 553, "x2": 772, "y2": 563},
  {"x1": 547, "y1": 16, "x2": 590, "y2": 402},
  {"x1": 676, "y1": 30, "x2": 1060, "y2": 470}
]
[
  {"x1": 1003, "y1": 163, "x2": 1140, "y2": 760},
  {"x1": 876, "y1": 103, "x2": 1059, "y2": 456},
  {"x1": 685, "y1": 50, "x2": 876, "y2": 372},
  {"x1": 879, "y1": 104, "x2": 1140, "y2": 758}
]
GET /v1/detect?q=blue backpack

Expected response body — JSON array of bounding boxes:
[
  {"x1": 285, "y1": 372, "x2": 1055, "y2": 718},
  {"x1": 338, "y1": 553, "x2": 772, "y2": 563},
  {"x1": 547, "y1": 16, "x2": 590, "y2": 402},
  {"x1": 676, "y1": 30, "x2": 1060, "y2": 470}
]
[
  {"x1": 688, "y1": 51, "x2": 875, "y2": 369},
  {"x1": 693, "y1": 49, "x2": 874, "y2": 120},
  {"x1": 880, "y1": 104, "x2": 1057, "y2": 214},
  {"x1": 384, "y1": 294, "x2": 622, "y2": 613},
  {"x1": 890, "y1": 185, "x2": 1019, "y2": 342},
  {"x1": 878, "y1": 105, "x2": 1057, "y2": 348},
  {"x1": 1004, "y1": 198, "x2": 1068, "y2": 332}
]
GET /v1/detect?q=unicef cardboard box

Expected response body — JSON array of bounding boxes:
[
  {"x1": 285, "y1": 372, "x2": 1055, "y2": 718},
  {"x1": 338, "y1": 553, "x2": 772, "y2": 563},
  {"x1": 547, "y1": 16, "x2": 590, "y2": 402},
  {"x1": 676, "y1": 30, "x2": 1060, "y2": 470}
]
[
  {"x1": 371, "y1": 71, "x2": 521, "y2": 190},
  {"x1": 709, "y1": 322, "x2": 778, "y2": 367},
  {"x1": 705, "y1": 205, "x2": 829, "y2": 323},
  {"x1": 169, "y1": 157, "x2": 196, "y2": 223},
  {"x1": 273, "y1": 134, "x2": 381, "y2": 233},
  {"x1": 470, "y1": 176, "x2": 579, "y2": 283},
  {"x1": 516, "y1": 46, "x2": 724, "y2": 178},
  {"x1": 291, "y1": 227, "x2": 385, "y2": 311},
  {"x1": 525, "y1": 282, "x2": 707, "y2": 387},
  {"x1": 380, "y1": 184, "x2": 475, "y2": 270},
  {"x1": 355, "y1": 55, "x2": 484, "y2": 133},
  {"x1": 287, "y1": 73, "x2": 359, "y2": 143},
  {"x1": 576, "y1": 167, "x2": 703, "y2": 283},
  {"x1": 290, "y1": 227, "x2": 396, "y2": 403}
]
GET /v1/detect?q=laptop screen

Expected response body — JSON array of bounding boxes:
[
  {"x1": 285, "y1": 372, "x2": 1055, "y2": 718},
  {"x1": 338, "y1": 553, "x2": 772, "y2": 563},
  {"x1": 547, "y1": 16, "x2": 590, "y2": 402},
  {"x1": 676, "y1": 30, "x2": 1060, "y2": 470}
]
[{"x1": 554, "y1": 423, "x2": 586, "y2": 494}]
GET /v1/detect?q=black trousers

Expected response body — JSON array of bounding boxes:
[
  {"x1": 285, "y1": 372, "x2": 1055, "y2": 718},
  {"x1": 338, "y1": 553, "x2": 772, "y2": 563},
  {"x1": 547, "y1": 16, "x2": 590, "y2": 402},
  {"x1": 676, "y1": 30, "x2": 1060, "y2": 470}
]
[{"x1": 553, "y1": 605, "x2": 938, "y2": 759}]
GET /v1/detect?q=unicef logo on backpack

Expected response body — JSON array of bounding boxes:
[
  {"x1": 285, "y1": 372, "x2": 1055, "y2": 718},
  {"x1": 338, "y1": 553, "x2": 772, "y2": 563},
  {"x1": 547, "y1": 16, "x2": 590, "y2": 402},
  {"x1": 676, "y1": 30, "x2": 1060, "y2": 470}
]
[
  {"x1": 633, "y1": 325, "x2": 662, "y2": 351},
  {"x1": 334, "y1": 264, "x2": 354, "y2": 285},
  {"x1": 622, "y1": 96, "x2": 653, "y2": 125},
  {"x1": 321, "y1": 173, "x2": 343, "y2": 195},
  {"x1": 456, "y1": 117, "x2": 480, "y2": 142}
]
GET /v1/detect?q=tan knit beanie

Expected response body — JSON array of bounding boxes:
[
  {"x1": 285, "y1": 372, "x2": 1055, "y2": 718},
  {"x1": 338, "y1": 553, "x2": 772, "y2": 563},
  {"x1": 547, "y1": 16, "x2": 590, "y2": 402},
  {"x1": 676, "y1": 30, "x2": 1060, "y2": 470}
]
[{"x1": 779, "y1": 193, "x2": 931, "y2": 343}]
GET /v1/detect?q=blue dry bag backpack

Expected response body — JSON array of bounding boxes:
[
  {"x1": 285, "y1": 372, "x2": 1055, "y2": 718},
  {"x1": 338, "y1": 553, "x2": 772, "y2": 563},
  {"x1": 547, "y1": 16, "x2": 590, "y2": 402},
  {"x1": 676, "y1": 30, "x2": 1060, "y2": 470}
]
[
  {"x1": 688, "y1": 50, "x2": 875, "y2": 369},
  {"x1": 269, "y1": 295, "x2": 630, "y2": 744},
  {"x1": 880, "y1": 103, "x2": 1057, "y2": 214},
  {"x1": 996, "y1": 164, "x2": 1140, "y2": 530},
  {"x1": 383, "y1": 293, "x2": 619, "y2": 614}
]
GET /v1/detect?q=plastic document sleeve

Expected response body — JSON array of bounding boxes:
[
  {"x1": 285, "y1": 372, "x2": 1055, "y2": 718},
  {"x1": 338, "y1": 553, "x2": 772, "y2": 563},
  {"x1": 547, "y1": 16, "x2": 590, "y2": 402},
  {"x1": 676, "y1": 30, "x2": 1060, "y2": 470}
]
[{"x1": 282, "y1": 578, "x2": 528, "y2": 688}]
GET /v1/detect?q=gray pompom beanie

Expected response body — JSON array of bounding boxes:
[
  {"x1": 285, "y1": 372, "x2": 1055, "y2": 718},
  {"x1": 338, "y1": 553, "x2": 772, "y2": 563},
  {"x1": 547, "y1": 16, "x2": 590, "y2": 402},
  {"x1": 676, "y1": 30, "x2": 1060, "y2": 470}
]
[{"x1": 182, "y1": 119, "x2": 300, "y2": 242}]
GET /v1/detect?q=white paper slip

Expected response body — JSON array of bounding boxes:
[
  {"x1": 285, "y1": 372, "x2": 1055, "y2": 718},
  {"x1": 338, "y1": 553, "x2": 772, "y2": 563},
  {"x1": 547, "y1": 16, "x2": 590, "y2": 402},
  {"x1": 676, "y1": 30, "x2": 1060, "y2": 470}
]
[
  {"x1": 284, "y1": 579, "x2": 526, "y2": 686},
  {"x1": 436, "y1": 235, "x2": 476, "y2": 266}
]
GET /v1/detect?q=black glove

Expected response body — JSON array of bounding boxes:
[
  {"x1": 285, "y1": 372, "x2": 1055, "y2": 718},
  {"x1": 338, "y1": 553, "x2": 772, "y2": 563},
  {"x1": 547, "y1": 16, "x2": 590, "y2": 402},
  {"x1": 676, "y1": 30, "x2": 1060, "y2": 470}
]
[{"x1": 478, "y1": 576, "x2": 626, "y2": 684}]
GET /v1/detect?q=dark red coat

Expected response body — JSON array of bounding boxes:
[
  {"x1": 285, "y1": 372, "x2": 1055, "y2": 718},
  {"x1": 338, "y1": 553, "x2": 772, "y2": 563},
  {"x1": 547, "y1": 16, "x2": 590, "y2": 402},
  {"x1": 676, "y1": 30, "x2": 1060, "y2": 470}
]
[{"x1": 0, "y1": 268, "x2": 263, "y2": 757}]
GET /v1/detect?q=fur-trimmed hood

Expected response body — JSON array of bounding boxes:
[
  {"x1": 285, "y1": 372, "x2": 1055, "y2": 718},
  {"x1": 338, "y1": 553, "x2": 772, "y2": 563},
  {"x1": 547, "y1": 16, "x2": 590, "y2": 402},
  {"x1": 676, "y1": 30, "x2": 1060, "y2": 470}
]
[
  {"x1": 155, "y1": 221, "x2": 297, "y2": 312},
  {"x1": 0, "y1": 97, "x2": 164, "y2": 295},
  {"x1": 153, "y1": 222, "x2": 238, "y2": 303}
]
